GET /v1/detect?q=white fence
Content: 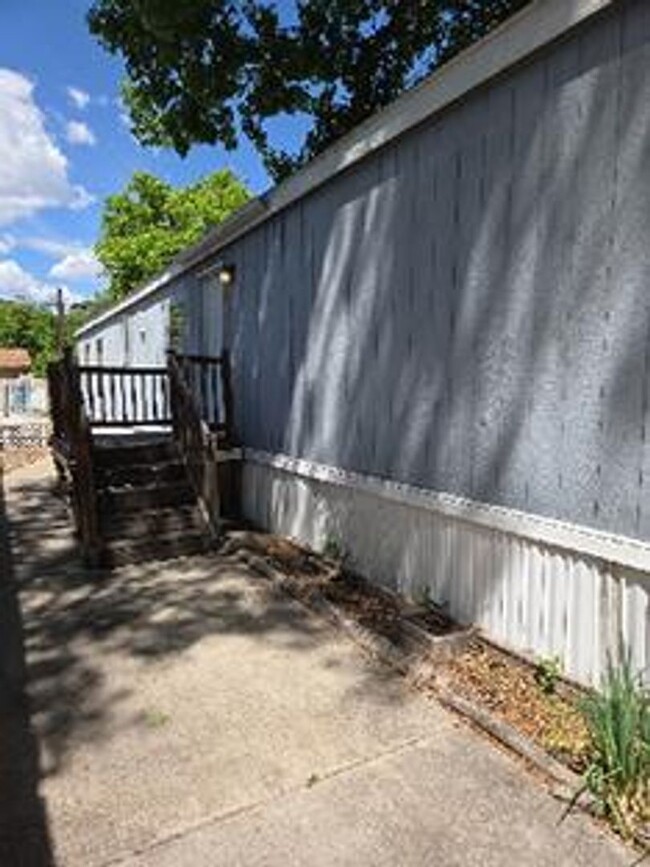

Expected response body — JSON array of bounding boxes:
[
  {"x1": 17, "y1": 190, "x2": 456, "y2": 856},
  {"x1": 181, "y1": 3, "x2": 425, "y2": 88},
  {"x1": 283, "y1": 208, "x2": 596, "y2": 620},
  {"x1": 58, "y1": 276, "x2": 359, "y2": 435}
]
[{"x1": 0, "y1": 420, "x2": 50, "y2": 450}]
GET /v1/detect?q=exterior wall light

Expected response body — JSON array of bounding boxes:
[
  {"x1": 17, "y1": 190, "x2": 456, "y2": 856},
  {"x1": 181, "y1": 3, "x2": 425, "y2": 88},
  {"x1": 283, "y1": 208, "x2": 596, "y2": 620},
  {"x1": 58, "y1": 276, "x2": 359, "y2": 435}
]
[{"x1": 218, "y1": 264, "x2": 236, "y2": 287}]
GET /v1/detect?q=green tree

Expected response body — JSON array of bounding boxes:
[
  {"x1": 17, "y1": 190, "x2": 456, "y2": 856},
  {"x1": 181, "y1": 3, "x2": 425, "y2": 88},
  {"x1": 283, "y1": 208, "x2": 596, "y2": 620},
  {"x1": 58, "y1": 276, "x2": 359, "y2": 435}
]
[
  {"x1": 0, "y1": 301, "x2": 57, "y2": 376},
  {"x1": 95, "y1": 169, "x2": 250, "y2": 301},
  {"x1": 88, "y1": 0, "x2": 530, "y2": 181},
  {"x1": 0, "y1": 298, "x2": 117, "y2": 373}
]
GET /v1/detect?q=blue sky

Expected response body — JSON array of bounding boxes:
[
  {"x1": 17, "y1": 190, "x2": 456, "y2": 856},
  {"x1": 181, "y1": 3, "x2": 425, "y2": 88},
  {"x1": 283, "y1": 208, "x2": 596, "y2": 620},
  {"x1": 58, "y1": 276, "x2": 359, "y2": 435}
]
[{"x1": 0, "y1": 0, "x2": 298, "y2": 306}]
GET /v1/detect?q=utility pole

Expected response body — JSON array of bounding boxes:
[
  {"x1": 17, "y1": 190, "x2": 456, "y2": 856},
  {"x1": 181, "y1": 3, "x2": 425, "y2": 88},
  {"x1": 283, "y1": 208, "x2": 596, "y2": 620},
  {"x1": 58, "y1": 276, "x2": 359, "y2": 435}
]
[{"x1": 55, "y1": 287, "x2": 65, "y2": 356}]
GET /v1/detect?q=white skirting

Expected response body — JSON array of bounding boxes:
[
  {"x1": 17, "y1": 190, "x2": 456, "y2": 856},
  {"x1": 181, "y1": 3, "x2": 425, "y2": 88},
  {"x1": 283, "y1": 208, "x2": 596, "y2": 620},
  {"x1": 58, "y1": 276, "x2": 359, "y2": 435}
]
[{"x1": 242, "y1": 450, "x2": 649, "y2": 689}]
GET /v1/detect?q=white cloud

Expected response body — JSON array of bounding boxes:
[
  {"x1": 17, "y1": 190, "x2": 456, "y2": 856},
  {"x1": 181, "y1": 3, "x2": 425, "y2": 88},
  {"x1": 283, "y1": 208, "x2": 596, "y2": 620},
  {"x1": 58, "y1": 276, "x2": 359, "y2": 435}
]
[
  {"x1": 0, "y1": 233, "x2": 15, "y2": 255},
  {"x1": 65, "y1": 120, "x2": 96, "y2": 146},
  {"x1": 116, "y1": 96, "x2": 134, "y2": 130},
  {"x1": 10, "y1": 236, "x2": 102, "y2": 278},
  {"x1": 0, "y1": 258, "x2": 41, "y2": 299},
  {"x1": 67, "y1": 187, "x2": 94, "y2": 211},
  {"x1": 19, "y1": 236, "x2": 81, "y2": 258},
  {"x1": 67, "y1": 86, "x2": 90, "y2": 110},
  {"x1": 0, "y1": 258, "x2": 81, "y2": 307},
  {"x1": 0, "y1": 68, "x2": 93, "y2": 226},
  {"x1": 49, "y1": 248, "x2": 102, "y2": 282}
]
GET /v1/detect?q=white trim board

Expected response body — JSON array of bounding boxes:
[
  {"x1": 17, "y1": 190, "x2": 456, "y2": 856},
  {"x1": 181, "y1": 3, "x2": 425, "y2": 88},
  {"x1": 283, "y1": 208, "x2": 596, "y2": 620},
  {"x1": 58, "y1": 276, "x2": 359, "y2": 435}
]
[
  {"x1": 244, "y1": 449, "x2": 650, "y2": 577},
  {"x1": 242, "y1": 452, "x2": 650, "y2": 687},
  {"x1": 76, "y1": 0, "x2": 613, "y2": 339}
]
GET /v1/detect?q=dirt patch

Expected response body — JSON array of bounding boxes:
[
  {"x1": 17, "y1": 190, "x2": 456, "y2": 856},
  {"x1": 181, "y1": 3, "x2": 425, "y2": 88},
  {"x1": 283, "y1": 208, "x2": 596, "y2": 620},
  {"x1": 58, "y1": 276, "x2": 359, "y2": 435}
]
[
  {"x1": 320, "y1": 572, "x2": 406, "y2": 645},
  {"x1": 1, "y1": 446, "x2": 49, "y2": 475},
  {"x1": 439, "y1": 640, "x2": 590, "y2": 772},
  {"x1": 228, "y1": 531, "x2": 461, "y2": 650},
  {"x1": 406, "y1": 606, "x2": 461, "y2": 636}
]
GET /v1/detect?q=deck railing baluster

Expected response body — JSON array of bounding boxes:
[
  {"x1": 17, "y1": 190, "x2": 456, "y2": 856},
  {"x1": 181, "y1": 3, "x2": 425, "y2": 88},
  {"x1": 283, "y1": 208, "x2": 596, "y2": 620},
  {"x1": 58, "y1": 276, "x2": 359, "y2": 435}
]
[
  {"x1": 109, "y1": 371, "x2": 116, "y2": 422},
  {"x1": 120, "y1": 372, "x2": 127, "y2": 423},
  {"x1": 73, "y1": 356, "x2": 230, "y2": 437},
  {"x1": 97, "y1": 370, "x2": 106, "y2": 424}
]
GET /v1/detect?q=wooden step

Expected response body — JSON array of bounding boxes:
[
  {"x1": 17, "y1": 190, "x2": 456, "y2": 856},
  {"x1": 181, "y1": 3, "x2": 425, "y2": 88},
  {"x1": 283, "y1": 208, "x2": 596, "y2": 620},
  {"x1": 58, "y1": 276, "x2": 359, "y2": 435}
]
[
  {"x1": 94, "y1": 439, "x2": 177, "y2": 469},
  {"x1": 90, "y1": 432, "x2": 217, "y2": 567},
  {"x1": 101, "y1": 504, "x2": 206, "y2": 540},
  {"x1": 102, "y1": 531, "x2": 214, "y2": 567},
  {"x1": 95, "y1": 460, "x2": 186, "y2": 490},
  {"x1": 98, "y1": 481, "x2": 195, "y2": 513}
]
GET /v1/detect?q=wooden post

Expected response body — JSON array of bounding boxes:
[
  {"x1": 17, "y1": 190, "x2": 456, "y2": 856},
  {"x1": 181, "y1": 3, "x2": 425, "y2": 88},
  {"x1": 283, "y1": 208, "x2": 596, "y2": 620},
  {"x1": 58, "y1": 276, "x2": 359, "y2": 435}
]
[
  {"x1": 166, "y1": 350, "x2": 179, "y2": 438},
  {"x1": 220, "y1": 349, "x2": 235, "y2": 446},
  {"x1": 55, "y1": 287, "x2": 66, "y2": 355}
]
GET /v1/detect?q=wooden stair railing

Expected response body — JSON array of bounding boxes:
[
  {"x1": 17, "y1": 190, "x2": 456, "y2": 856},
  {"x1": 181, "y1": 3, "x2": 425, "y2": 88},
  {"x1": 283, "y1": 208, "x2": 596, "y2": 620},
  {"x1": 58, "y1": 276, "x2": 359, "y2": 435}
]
[
  {"x1": 47, "y1": 348, "x2": 101, "y2": 565},
  {"x1": 167, "y1": 350, "x2": 223, "y2": 536},
  {"x1": 172, "y1": 350, "x2": 235, "y2": 445}
]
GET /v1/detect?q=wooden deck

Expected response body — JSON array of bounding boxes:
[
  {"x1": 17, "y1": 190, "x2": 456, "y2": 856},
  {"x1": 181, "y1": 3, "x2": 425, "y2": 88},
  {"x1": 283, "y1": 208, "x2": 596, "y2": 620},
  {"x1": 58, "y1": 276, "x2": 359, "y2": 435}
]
[{"x1": 47, "y1": 349, "x2": 236, "y2": 565}]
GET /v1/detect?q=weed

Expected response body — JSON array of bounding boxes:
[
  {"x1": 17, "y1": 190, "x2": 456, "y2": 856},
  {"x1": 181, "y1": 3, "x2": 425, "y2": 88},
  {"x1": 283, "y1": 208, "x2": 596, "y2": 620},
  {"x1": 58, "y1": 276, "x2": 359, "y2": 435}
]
[
  {"x1": 143, "y1": 708, "x2": 171, "y2": 729},
  {"x1": 535, "y1": 655, "x2": 563, "y2": 696},
  {"x1": 567, "y1": 652, "x2": 649, "y2": 841},
  {"x1": 323, "y1": 533, "x2": 343, "y2": 561},
  {"x1": 416, "y1": 584, "x2": 433, "y2": 609}
]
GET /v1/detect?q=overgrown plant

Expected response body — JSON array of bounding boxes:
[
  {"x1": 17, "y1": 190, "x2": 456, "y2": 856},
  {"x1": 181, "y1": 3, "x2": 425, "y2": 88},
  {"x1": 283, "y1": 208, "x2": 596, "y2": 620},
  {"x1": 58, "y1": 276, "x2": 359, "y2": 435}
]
[
  {"x1": 322, "y1": 533, "x2": 343, "y2": 562},
  {"x1": 535, "y1": 655, "x2": 562, "y2": 696},
  {"x1": 570, "y1": 652, "x2": 649, "y2": 842},
  {"x1": 415, "y1": 583, "x2": 433, "y2": 609}
]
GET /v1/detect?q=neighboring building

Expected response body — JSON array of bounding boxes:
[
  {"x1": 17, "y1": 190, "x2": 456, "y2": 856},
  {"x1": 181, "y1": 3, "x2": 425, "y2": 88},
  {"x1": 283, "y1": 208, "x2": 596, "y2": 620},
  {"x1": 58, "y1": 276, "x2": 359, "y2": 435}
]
[
  {"x1": 76, "y1": 0, "x2": 649, "y2": 687},
  {"x1": 0, "y1": 347, "x2": 30, "y2": 379},
  {"x1": 0, "y1": 348, "x2": 48, "y2": 418},
  {"x1": 0, "y1": 348, "x2": 31, "y2": 417}
]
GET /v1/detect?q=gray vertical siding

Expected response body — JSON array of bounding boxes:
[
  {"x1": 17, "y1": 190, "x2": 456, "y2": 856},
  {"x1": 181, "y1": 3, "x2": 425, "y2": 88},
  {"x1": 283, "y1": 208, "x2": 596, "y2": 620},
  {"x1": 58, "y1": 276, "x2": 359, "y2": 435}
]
[
  {"x1": 78, "y1": 1, "x2": 650, "y2": 545},
  {"x1": 225, "y1": 0, "x2": 650, "y2": 544},
  {"x1": 79, "y1": 277, "x2": 197, "y2": 368}
]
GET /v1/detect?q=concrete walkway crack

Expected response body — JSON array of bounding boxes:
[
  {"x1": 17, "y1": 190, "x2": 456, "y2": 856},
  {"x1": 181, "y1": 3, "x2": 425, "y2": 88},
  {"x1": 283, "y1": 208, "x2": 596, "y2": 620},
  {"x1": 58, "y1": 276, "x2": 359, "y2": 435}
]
[{"x1": 102, "y1": 734, "x2": 434, "y2": 866}]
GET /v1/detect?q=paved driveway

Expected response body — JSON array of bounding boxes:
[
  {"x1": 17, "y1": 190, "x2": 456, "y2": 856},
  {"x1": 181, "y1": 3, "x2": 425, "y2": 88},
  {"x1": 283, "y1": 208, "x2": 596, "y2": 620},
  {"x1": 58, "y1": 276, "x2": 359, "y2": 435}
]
[{"x1": 0, "y1": 461, "x2": 630, "y2": 866}]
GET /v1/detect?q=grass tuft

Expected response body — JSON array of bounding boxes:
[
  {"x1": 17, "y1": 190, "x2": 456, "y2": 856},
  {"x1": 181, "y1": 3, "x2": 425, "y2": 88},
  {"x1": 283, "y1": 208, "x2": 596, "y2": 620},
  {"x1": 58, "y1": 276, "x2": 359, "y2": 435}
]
[
  {"x1": 143, "y1": 708, "x2": 171, "y2": 729},
  {"x1": 577, "y1": 652, "x2": 649, "y2": 841}
]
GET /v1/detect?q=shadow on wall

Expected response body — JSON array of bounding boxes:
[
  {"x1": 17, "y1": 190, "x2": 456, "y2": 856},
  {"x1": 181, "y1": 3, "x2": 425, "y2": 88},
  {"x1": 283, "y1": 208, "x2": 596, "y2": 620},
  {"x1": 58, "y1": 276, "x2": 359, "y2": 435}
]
[{"x1": 228, "y1": 0, "x2": 650, "y2": 664}]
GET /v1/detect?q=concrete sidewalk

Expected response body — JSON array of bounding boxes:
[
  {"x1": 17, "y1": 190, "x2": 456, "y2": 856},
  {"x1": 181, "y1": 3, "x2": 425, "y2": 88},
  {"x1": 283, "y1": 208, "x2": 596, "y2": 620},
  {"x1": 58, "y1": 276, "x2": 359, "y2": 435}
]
[{"x1": 2, "y1": 461, "x2": 631, "y2": 866}]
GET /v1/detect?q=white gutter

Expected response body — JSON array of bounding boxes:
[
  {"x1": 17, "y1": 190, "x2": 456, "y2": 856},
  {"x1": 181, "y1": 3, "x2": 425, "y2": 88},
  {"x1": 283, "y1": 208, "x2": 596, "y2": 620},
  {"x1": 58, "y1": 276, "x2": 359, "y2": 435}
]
[{"x1": 76, "y1": 0, "x2": 613, "y2": 339}]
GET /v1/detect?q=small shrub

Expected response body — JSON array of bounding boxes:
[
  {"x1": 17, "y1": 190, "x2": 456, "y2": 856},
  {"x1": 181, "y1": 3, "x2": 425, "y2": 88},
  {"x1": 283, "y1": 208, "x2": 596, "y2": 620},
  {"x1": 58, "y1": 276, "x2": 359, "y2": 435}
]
[
  {"x1": 535, "y1": 655, "x2": 563, "y2": 696},
  {"x1": 323, "y1": 533, "x2": 343, "y2": 561},
  {"x1": 415, "y1": 583, "x2": 433, "y2": 609},
  {"x1": 574, "y1": 653, "x2": 649, "y2": 840}
]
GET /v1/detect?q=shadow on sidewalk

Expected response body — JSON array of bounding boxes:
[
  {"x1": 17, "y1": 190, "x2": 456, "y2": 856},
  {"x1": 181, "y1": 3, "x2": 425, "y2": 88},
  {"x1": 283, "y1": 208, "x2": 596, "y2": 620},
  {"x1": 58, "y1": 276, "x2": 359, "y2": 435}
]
[
  {"x1": 0, "y1": 464, "x2": 56, "y2": 865},
  {"x1": 1, "y1": 460, "x2": 410, "y2": 866}
]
